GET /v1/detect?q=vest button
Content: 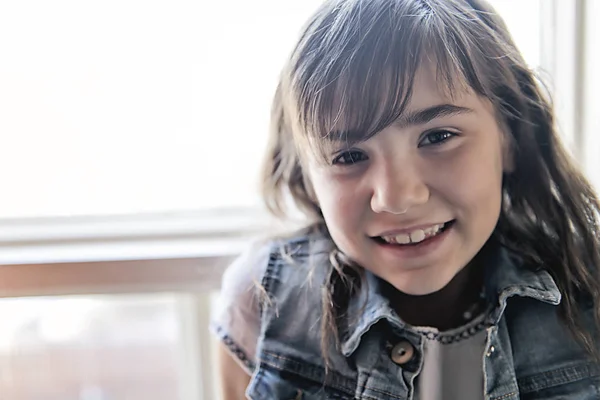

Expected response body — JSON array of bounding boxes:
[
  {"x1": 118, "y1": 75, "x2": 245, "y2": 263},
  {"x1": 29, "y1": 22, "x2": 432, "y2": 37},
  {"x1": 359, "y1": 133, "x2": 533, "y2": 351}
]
[{"x1": 391, "y1": 340, "x2": 415, "y2": 365}]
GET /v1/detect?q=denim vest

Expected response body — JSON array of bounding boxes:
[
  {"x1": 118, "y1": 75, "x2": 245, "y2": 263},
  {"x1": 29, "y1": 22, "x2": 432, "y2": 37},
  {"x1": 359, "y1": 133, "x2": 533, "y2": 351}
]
[{"x1": 245, "y1": 233, "x2": 600, "y2": 399}]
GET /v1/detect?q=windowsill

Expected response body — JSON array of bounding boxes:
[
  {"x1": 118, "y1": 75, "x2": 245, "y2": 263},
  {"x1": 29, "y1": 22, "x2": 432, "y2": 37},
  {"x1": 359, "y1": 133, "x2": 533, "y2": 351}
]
[
  {"x1": 0, "y1": 208, "x2": 281, "y2": 297},
  {"x1": 0, "y1": 207, "x2": 273, "y2": 265}
]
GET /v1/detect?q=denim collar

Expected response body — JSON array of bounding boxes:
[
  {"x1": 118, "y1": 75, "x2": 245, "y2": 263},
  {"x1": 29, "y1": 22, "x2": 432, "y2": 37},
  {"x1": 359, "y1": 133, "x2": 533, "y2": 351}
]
[{"x1": 339, "y1": 241, "x2": 561, "y2": 357}]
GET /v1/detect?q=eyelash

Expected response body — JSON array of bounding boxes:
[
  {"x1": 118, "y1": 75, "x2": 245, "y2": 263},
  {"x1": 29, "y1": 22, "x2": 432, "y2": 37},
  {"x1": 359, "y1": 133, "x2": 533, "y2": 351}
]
[
  {"x1": 418, "y1": 130, "x2": 457, "y2": 147},
  {"x1": 331, "y1": 130, "x2": 458, "y2": 166},
  {"x1": 331, "y1": 150, "x2": 367, "y2": 166}
]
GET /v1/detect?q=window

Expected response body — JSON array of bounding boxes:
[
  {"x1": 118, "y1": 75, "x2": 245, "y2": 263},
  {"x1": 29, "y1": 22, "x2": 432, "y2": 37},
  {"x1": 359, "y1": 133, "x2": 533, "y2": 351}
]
[
  {"x1": 0, "y1": 0, "x2": 593, "y2": 221},
  {"x1": 488, "y1": 0, "x2": 542, "y2": 69},
  {"x1": 0, "y1": 0, "x2": 324, "y2": 219},
  {"x1": 0, "y1": 291, "x2": 220, "y2": 400},
  {"x1": 0, "y1": 295, "x2": 182, "y2": 400},
  {"x1": 0, "y1": 2, "x2": 596, "y2": 400}
]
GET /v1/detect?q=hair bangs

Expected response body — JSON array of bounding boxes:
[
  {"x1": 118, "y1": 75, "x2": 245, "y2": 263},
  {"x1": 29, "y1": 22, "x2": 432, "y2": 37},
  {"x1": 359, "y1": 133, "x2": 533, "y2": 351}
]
[{"x1": 283, "y1": 0, "x2": 496, "y2": 164}]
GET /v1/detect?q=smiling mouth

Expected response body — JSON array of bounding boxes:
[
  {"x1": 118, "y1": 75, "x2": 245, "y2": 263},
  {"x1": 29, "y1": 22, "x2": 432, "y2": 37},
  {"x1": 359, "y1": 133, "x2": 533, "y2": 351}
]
[{"x1": 373, "y1": 220, "x2": 455, "y2": 246}]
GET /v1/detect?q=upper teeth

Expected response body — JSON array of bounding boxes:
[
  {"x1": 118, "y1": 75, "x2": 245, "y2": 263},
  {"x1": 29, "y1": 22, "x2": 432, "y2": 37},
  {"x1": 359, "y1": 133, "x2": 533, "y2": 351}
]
[{"x1": 382, "y1": 223, "x2": 445, "y2": 245}]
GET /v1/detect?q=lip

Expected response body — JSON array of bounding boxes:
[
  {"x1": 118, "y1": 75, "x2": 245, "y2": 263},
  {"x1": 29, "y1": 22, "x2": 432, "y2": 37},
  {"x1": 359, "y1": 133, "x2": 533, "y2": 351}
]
[{"x1": 373, "y1": 220, "x2": 453, "y2": 237}]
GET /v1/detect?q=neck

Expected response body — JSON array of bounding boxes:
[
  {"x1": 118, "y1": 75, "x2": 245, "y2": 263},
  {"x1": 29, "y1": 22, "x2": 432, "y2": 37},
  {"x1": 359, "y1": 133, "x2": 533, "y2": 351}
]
[{"x1": 383, "y1": 249, "x2": 490, "y2": 331}]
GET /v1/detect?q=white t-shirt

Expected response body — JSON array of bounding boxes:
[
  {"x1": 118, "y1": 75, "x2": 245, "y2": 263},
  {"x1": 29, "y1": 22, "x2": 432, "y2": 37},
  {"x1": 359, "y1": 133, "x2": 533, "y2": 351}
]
[{"x1": 413, "y1": 314, "x2": 487, "y2": 400}]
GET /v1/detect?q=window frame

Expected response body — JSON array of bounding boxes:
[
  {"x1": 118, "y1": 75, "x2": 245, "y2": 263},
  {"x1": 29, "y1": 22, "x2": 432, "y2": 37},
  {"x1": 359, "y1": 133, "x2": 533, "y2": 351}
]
[{"x1": 0, "y1": 207, "x2": 273, "y2": 295}]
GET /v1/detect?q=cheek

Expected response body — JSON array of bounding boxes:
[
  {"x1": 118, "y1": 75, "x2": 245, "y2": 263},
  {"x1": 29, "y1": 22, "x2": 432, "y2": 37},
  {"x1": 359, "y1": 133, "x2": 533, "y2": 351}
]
[
  {"x1": 431, "y1": 140, "x2": 504, "y2": 219},
  {"x1": 310, "y1": 172, "x2": 368, "y2": 232}
]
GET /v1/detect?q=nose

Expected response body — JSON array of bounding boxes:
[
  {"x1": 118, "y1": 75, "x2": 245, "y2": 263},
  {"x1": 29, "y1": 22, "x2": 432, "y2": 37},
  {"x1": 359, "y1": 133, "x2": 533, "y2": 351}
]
[{"x1": 370, "y1": 157, "x2": 430, "y2": 214}]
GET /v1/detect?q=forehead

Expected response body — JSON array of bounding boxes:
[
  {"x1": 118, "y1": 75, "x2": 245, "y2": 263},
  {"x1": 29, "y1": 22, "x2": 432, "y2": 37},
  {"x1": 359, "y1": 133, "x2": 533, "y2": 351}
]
[
  {"x1": 407, "y1": 64, "x2": 496, "y2": 120},
  {"x1": 410, "y1": 63, "x2": 464, "y2": 109}
]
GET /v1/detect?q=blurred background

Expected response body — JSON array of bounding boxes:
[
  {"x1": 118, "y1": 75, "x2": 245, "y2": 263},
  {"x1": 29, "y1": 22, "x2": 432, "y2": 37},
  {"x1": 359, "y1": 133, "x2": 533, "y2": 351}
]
[{"x1": 0, "y1": 0, "x2": 598, "y2": 399}]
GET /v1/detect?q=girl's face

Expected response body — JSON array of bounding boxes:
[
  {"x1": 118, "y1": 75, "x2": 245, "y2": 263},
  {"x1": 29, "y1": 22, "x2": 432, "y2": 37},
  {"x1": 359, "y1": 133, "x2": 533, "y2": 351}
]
[{"x1": 307, "y1": 66, "x2": 510, "y2": 295}]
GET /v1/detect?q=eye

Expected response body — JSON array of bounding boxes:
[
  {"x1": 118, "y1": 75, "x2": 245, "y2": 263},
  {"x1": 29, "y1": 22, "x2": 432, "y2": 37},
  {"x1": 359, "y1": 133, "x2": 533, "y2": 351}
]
[
  {"x1": 331, "y1": 150, "x2": 367, "y2": 165},
  {"x1": 419, "y1": 130, "x2": 457, "y2": 147}
]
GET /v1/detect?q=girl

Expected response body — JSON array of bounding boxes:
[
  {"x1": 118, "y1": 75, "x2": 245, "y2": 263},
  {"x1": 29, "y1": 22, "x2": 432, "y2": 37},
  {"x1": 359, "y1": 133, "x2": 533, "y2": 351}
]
[{"x1": 212, "y1": 0, "x2": 600, "y2": 398}]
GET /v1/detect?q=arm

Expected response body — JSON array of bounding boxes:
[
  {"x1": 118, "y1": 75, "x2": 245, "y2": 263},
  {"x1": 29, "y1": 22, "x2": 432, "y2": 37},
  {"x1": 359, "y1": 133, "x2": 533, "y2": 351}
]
[
  {"x1": 212, "y1": 242, "x2": 271, "y2": 399},
  {"x1": 217, "y1": 341, "x2": 252, "y2": 399}
]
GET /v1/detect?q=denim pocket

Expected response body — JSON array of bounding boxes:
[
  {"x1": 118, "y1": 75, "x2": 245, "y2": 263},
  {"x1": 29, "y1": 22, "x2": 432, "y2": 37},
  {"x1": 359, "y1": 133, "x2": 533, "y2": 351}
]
[{"x1": 518, "y1": 362, "x2": 600, "y2": 400}]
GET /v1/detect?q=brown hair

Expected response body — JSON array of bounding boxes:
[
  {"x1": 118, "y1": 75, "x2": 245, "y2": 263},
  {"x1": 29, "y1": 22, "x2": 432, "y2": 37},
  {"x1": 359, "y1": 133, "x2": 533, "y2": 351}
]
[{"x1": 261, "y1": 0, "x2": 600, "y2": 362}]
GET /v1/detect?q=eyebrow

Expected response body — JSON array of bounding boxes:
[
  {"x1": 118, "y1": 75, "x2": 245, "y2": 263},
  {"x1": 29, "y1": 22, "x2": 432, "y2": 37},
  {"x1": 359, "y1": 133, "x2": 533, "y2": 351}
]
[{"x1": 392, "y1": 103, "x2": 474, "y2": 129}]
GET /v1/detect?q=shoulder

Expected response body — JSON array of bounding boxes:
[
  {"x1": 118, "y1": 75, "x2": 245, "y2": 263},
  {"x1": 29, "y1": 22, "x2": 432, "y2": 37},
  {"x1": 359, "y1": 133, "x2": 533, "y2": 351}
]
[
  {"x1": 220, "y1": 239, "x2": 273, "y2": 298},
  {"x1": 503, "y1": 296, "x2": 600, "y2": 397},
  {"x1": 219, "y1": 226, "x2": 334, "y2": 312},
  {"x1": 259, "y1": 227, "x2": 334, "y2": 301}
]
